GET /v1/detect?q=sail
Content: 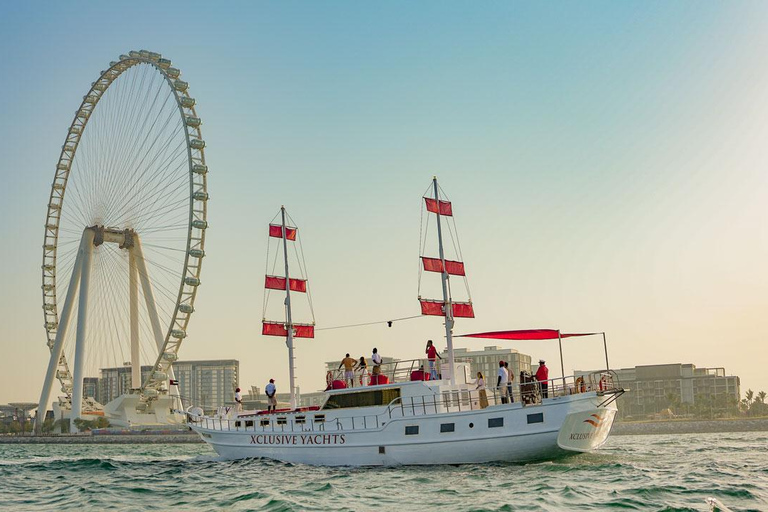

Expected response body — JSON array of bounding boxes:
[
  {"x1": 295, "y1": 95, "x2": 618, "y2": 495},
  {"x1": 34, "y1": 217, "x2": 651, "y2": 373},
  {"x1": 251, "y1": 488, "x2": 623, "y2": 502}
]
[
  {"x1": 269, "y1": 224, "x2": 297, "y2": 240},
  {"x1": 421, "y1": 256, "x2": 466, "y2": 276},
  {"x1": 424, "y1": 197, "x2": 453, "y2": 216},
  {"x1": 265, "y1": 275, "x2": 307, "y2": 293}
]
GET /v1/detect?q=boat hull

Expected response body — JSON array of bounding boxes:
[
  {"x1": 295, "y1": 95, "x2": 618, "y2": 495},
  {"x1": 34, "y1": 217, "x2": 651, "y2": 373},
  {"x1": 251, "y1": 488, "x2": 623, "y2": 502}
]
[{"x1": 192, "y1": 392, "x2": 617, "y2": 466}]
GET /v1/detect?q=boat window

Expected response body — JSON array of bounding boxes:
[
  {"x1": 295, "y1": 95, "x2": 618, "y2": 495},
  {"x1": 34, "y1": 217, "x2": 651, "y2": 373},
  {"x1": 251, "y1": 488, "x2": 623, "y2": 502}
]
[
  {"x1": 235, "y1": 421, "x2": 241, "y2": 428},
  {"x1": 314, "y1": 414, "x2": 325, "y2": 423},
  {"x1": 488, "y1": 417, "x2": 504, "y2": 428},
  {"x1": 527, "y1": 413, "x2": 544, "y2": 424},
  {"x1": 260, "y1": 419, "x2": 270, "y2": 427},
  {"x1": 440, "y1": 423, "x2": 455, "y2": 433},
  {"x1": 245, "y1": 420, "x2": 254, "y2": 427},
  {"x1": 405, "y1": 425, "x2": 419, "y2": 435},
  {"x1": 295, "y1": 415, "x2": 306, "y2": 424},
  {"x1": 324, "y1": 388, "x2": 401, "y2": 409},
  {"x1": 276, "y1": 417, "x2": 287, "y2": 425}
]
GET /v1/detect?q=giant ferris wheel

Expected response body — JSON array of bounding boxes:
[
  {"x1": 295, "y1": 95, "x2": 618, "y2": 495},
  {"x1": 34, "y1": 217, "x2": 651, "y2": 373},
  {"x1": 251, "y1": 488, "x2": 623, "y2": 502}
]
[{"x1": 35, "y1": 50, "x2": 208, "y2": 431}]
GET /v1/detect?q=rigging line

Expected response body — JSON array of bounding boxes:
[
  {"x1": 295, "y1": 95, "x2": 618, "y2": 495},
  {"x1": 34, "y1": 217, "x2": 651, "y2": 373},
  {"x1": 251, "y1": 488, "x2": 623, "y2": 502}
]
[
  {"x1": 287, "y1": 212, "x2": 315, "y2": 322},
  {"x1": 262, "y1": 234, "x2": 271, "y2": 320},
  {"x1": 417, "y1": 195, "x2": 425, "y2": 297},
  {"x1": 316, "y1": 314, "x2": 426, "y2": 331}
]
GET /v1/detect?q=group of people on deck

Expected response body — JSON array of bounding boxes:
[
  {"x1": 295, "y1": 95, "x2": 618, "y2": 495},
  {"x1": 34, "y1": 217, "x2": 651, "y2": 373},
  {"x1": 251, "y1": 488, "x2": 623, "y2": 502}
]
[
  {"x1": 335, "y1": 340, "x2": 551, "y2": 400},
  {"x1": 475, "y1": 358, "x2": 550, "y2": 407},
  {"x1": 338, "y1": 348, "x2": 383, "y2": 387}
]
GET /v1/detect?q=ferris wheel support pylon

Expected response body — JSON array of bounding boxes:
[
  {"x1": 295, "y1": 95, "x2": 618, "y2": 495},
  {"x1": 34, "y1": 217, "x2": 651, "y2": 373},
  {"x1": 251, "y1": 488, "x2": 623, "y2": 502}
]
[
  {"x1": 35, "y1": 233, "x2": 87, "y2": 431},
  {"x1": 129, "y1": 250, "x2": 140, "y2": 389},
  {"x1": 71, "y1": 228, "x2": 95, "y2": 430}
]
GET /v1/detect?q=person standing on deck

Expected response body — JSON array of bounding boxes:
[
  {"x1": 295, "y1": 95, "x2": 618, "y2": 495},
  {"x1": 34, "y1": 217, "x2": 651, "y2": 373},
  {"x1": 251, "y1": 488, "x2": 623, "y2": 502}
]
[
  {"x1": 497, "y1": 361, "x2": 510, "y2": 404},
  {"x1": 425, "y1": 340, "x2": 441, "y2": 380},
  {"x1": 475, "y1": 371, "x2": 489, "y2": 409},
  {"x1": 536, "y1": 360, "x2": 549, "y2": 399},
  {"x1": 339, "y1": 353, "x2": 357, "y2": 388},
  {"x1": 265, "y1": 379, "x2": 277, "y2": 412},
  {"x1": 371, "y1": 348, "x2": 382, "y2": 370},
  {"x1": 234, "y1": 387, "x2": 242, "y2": 412},
  {"x1": 504, "y1": 362, "x2": 515, "y2": 403}
]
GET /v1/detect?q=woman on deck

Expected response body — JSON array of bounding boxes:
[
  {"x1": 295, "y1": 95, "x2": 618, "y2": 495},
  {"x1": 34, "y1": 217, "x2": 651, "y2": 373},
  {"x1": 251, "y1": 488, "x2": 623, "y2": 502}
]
[{"x1": 475, "y1": 371, "x2": 488, "y2": 409}]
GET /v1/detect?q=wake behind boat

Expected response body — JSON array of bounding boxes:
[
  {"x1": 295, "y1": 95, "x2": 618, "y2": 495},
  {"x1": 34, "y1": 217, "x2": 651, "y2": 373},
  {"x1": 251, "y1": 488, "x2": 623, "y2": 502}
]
[{"x1": 189, "y1": 178, "x2": 625, "y2": 466}]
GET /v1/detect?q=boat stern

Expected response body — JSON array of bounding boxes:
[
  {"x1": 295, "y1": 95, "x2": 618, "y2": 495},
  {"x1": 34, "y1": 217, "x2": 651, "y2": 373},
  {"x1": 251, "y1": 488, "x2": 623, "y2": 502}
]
[{"x1": 556, "y1": 402, "x2": 617, "y2": 453}]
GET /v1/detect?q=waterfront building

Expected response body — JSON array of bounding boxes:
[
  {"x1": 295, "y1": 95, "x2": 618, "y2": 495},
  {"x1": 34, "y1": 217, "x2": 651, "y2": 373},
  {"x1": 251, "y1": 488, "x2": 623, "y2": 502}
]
[
  {"x1": 82, "y1": 377, "x2": 99, "y2": 401},
  {"x1": 444, "y1": 346, "x2": 532, "y2": 385},
  {"x1": 576, "y1": 363, "x2": 741, "y2": 419},
  {"x1": 172, "y1": 359, "x2": 239, "y2": 413},
  {"x1": 98, "y1": 364, "x2": 153, "y2": 404}
]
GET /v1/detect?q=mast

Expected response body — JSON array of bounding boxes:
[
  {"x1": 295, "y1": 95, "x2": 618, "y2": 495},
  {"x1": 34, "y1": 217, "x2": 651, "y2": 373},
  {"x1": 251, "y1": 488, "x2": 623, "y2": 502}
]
[
  {"x1": 281, "y1": 206, "x2": 297, "y2": 410},
  {"x1": 433, "y1": 177, "x2": 456, "y2": 385}
]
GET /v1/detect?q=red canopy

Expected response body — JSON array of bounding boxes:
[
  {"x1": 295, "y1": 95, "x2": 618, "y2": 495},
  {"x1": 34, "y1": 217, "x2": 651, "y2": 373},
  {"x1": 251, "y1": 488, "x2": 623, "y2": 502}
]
[{"x1": 455, "y1": 329, "x2": 598, "y2": 340}]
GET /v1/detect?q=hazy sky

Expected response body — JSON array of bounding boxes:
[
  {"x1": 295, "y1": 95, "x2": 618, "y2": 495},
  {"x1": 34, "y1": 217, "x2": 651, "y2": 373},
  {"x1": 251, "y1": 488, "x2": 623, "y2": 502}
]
[{"x1": 1, "y1": 2, "x2": 768, "y2": 406}]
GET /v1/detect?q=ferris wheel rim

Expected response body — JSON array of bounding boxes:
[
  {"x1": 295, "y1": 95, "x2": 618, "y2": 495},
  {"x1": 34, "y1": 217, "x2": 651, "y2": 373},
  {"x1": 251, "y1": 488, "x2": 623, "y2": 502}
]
[{"x1": 41, "y1": 49, "x2": 208, "y2": 401}]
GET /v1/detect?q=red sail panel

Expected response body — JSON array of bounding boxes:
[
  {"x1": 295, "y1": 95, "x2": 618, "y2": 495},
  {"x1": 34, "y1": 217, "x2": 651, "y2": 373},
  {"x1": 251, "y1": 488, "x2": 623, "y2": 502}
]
[
  {"x1": 269, "y1": 224, "x2": 297, "y2": 240},
  {"x1": 452, "y1": 302, "x2": 475, "y2": 318},
  {"x1": 265, "y1": 276, "x2": 286, "y2": 290},
  {"x1": 419, "y1": 299, "x2": 446, "y2": 316},
  {"x1": 265, "y1": 276, "x2": 307, "y2": 293},
  {"x1": 290, "y1": 278, "x2": 307, "y2": 293},
  {"x1": 424, "y1": 198, "x2": 453, "y2": 216},
  {"x1": 294, "y1": 324, "x2": 315, "y2": 338},
  {"x1": 421, "y1": 257, "x2": 443, "y2": 273},
  {"x1": 444, "y1": 260, "x2": 465, "y2": 276},
  {"x1": 421, "y1": 257, "x2": 466, "y2": 276},
  {"x1": 262, "y1": 321, "x2": 288, "y2": 337},
  {"x1": 262, "y1": 321, "x2": 315, "y2": 338}
]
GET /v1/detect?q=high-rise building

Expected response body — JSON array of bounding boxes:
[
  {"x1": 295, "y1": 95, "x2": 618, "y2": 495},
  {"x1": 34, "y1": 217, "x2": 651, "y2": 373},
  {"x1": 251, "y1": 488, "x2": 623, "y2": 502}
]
[
  {"x1": 576, "y1": 363, "x2": 741, "y2": 419},
  {"x1": 172, "y1": 359, "x2": 239, "y2": 414},
  {"x1": 98, "y1": 365, "x2": 152, "y2": 404}
]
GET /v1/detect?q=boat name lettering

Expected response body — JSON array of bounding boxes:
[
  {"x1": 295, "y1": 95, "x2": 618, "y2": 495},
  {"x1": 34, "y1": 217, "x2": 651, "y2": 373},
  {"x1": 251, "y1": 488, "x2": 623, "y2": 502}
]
[
  {"x1": 569, "y1": 432, "x2": 597, "y2": 440},
  {"x1": 249, "y1": 434, "x2": 346, "y2": 445}
]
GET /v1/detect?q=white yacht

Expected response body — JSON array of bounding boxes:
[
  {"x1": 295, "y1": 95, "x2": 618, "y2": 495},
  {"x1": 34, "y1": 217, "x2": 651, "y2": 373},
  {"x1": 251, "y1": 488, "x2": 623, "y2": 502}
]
[{"x1": 189, "y1": 179, "x2": 625, "y2": 466}]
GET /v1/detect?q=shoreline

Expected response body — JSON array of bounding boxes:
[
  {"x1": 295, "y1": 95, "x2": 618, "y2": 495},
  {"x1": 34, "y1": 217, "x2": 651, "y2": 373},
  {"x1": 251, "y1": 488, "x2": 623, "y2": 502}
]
[
  {"x1": 0, "y1": 432, "x2": 204, "y2": 444},
  {"x1": 2, "y1": 418, "x2": 767, "y2": 443},
  {"x1": 612, "y1": 417, "x2": 768, "y2": 436}
]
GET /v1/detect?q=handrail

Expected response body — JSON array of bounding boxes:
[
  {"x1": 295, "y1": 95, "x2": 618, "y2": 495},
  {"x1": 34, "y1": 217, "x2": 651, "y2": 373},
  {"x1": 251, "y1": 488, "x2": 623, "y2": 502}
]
[
  {"x1": 196, "y1": 372, "x2": 623, "y2": 433},
  {"x1": 326, "y1": 357, "x2": 473, "y2": 388}
]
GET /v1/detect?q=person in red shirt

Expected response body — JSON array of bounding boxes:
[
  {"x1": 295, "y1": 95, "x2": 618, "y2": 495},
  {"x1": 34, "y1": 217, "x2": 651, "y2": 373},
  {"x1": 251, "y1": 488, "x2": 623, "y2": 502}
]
[
  {"x1": 535, "y1": 359, "x2": 549, "y2": 399},
  {"x1": 425, "y1": 340, "x2": 442, "y2": 380}
]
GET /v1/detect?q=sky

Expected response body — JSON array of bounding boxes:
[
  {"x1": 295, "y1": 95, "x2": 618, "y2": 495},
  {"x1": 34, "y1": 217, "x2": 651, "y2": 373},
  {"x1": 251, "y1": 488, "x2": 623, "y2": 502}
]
[{"x1": 1, "y1": 2, "x2": 768, "y2": 406}]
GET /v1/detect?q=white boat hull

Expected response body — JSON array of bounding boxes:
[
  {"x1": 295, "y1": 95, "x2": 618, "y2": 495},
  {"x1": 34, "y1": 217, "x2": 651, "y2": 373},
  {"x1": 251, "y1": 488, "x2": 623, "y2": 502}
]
[{"x1": 191, "y1": 391, "x2": 618, "y2": 466}]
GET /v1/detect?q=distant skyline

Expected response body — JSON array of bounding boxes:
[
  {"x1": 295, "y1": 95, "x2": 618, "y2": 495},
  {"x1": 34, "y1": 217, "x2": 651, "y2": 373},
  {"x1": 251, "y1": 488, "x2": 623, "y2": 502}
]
[{"x1": 1, "y1": 2, "x2": 768, "y2": 406}]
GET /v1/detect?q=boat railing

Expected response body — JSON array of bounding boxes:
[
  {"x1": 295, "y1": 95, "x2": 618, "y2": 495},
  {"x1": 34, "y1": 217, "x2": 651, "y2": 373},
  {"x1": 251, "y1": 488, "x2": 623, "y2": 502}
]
[
  {"x1": 325, "y1": 358, "x2": 472, "y2": 388},
  {"x1": 193, "y1": 372, "x2": 623, "y2": 433}
]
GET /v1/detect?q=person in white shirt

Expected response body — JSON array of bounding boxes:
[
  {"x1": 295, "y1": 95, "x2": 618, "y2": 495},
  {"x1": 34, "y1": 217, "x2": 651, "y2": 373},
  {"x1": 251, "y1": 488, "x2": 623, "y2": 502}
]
[
  {"x1": 497, "y1": 360, "x2": 510, "y2": 404},
  {"x1": 234, "y1": 387, "x2": 242, "y2": 412},
  {"x1": 265, "y1": 379, "x2": 277, "y2": 412},
  {"x1": 371, "y1": 348, "x2": 382, "y2": 369}
]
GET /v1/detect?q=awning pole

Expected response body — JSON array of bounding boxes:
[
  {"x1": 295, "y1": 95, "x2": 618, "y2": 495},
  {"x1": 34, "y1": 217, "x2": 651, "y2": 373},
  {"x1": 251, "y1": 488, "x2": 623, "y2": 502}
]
[
  {"x1": 558, "y1": 330, "x2": 566, "y2": 390},
  {"x1": 602, "y1": 332, "x2": 610, "y2": 371}
]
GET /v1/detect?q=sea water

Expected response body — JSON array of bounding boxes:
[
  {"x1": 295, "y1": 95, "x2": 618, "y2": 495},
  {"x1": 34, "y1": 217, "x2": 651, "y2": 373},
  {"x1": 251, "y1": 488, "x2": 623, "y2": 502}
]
[{"x1": 0, "y1": 432, "x2": 765, "y2": 511}]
